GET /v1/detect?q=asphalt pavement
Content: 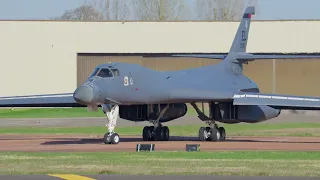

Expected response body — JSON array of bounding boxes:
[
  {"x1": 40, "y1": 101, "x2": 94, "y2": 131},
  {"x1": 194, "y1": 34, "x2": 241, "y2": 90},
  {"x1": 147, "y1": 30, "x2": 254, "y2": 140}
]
[{"x1": 0, "y1": 110, "x2": 319, "y2": 128}]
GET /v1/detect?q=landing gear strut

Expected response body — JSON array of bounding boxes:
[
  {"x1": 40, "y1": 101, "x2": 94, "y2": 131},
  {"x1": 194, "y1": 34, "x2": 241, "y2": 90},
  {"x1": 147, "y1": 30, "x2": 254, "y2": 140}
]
[
  {"x1": 198, "y1": 121, "x2": 226, "y2": 142},
  {"x1": 142, "y1": 104, "x2": 170, "y2": 141},
  {"x1": 102, "y1": 104, "x2": 120, "y2": 144},
  {"x1": 190, "y1": 102, "x2": 227, "y2": 142}
]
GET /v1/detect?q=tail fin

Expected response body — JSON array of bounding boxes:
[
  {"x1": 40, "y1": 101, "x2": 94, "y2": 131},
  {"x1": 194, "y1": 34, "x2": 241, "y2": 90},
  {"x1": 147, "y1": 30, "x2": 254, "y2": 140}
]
[{"x1": 229, "y1": 6, "x2": 255, "y2": 53}]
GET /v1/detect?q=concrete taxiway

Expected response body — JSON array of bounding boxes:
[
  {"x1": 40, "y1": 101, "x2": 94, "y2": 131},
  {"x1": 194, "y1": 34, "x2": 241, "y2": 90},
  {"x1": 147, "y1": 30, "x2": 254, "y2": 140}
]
[
  {"x1": 0, "y1": 110, "x2": 319, "y2": 128},
  {"x1": 0, "y1": 134, "x2": 319, "y2": 152}
]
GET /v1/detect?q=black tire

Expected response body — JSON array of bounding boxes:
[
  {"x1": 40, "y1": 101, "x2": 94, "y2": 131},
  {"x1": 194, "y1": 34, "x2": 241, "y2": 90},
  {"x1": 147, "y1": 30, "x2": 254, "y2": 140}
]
[
  {"x1": 142, "y1": 126, "x2": 151, "y2": 141},
  {"x1": 148, "y1": 126, "x2": 155, "y2": 141},
  {"x1": 110, "y1": 133, "x2": 120, "y2": 144},
  {"x1": 154, "y1": 127, "x2": 163, "y2": 141},
  {"x1": 205, "y1": 127, "x2": 212, "y2": 141},
  {"x1": 162, "y1": 126, "x2": 170, "y2": 141},
  {"x1": 209, "y1": 128, "x2": 219, "y2": 142},
  {"x1": 198, "y1": 127, "x2": 206, "y2": 141},
  {"x1": 218, "y1": 127, "x2": 226, "y2": 141},
  {"x1": 103, "y1": 132, "x2": 111, "y2": 144}
]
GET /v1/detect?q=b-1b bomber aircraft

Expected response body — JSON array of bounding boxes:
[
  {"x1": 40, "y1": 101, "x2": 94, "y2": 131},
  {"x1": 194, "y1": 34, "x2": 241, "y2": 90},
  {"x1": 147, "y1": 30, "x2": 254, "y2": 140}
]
[{"x1": 1, "y1": 6, "x2": 320, "y2": 144}]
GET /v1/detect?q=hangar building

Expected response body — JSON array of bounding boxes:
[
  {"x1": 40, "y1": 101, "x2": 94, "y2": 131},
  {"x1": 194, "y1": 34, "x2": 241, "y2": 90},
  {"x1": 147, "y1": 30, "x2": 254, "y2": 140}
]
[{"x1": 0, "y1": 20, "x2": 320, "y2": 97}]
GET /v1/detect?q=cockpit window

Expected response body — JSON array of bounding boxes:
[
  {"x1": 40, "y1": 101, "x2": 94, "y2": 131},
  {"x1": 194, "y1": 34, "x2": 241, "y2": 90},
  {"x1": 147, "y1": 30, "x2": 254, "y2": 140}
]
[
  {"x1": 89, "y1": 68, "x2": 100, "y2": 78},
  {"x1": 89, "y1": 67, "x2": 120, "y2": 78},
  {"x1": 110, "y1": 69, "x2": 120, "y2": 76},
  {"x1": 97, "y1": 68, "x2": 113, "y2": 78}
]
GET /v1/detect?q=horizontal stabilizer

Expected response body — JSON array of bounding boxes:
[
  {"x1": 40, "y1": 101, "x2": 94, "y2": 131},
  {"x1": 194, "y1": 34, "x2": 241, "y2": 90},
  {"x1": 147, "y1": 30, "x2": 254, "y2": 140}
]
[
  {"x1": 170, "y1": 53, "x2": 320, "y2": 62},
  {"x1": 233, "y1": 92, "x2": 320, "y2": 110},
  {"x1": 171, "y1": 54, "x2": 227, "y2": 59},
  {"x1": 236, "y1": 54, "x2": 320, "y2": 61}
]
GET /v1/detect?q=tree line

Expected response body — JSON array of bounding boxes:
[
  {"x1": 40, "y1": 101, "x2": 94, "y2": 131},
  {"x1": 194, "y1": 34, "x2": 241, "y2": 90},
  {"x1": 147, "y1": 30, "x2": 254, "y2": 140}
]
[{"x1": 52, "y1": 0, "x2": 259, "y2": 21}]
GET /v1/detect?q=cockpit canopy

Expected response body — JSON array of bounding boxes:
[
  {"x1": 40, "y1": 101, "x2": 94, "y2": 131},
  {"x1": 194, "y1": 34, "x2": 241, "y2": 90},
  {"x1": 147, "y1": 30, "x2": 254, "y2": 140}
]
[{"x1": 89, "y1": 67, "x2": 120, "y2": 78}]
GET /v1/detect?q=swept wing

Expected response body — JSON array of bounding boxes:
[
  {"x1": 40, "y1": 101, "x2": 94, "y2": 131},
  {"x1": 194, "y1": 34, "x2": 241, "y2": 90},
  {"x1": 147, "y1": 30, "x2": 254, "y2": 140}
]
[
  {"x1": 0, "y1": 93, "x2": 83, "y2": 107},
  {"x1": 233, "y1": 92, "x2": 320, "y2": 110}
]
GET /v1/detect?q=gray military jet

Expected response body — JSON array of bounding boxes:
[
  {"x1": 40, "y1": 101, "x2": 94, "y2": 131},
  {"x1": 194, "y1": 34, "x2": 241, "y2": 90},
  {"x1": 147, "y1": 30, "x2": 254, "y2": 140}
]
[{"x1": 1, "y1": 6, "x2": 320, "y2": 144}]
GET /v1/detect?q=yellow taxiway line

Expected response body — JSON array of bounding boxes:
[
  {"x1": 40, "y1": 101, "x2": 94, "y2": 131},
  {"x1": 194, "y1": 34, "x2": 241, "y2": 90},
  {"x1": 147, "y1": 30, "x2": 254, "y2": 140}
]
[{"x1": 48, "y1": 174, "x2": 96, "y2": 180}]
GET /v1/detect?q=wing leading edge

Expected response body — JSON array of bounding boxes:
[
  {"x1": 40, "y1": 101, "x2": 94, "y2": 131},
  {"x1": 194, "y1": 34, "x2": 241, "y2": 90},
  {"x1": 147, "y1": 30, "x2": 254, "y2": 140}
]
[
  {"x1": 233, "y1": 92, "x2": 320, "y2": 110},
  {"x1": 0, "y1": 93, "x2": 84, "y2": 107}
]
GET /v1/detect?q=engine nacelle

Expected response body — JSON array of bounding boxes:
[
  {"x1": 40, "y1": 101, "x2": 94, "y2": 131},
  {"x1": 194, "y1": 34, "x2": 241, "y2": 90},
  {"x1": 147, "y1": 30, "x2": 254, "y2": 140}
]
[
  {"x1": 119, "y1": 103, "x2": 187, "y2": 122},
  {"x1": 237, "y1": 105, "x2": 281, "y2": 123},
  {"x1": 210, "y1": 102, "x2": 281, "y2": 124}
]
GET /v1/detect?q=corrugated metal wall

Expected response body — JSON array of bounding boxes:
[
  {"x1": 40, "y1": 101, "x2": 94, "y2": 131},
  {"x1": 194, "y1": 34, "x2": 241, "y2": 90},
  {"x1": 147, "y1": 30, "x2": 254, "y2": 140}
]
[{"x1": 77, "y1": 55, "x2": 320, "y2": 96}]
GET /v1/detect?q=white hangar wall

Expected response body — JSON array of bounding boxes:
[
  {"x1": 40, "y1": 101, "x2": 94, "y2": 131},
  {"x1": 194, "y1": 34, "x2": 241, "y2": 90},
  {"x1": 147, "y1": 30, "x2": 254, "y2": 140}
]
[{"x1": 0, "y1": 20, "x2": 320, "y2": 96}]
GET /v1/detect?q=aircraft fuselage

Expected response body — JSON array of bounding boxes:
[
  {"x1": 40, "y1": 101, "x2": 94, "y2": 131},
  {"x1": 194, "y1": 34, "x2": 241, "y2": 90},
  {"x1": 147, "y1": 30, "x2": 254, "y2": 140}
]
[{"x1": 75, "y1": 61, "x2": 280, "y2": 124}]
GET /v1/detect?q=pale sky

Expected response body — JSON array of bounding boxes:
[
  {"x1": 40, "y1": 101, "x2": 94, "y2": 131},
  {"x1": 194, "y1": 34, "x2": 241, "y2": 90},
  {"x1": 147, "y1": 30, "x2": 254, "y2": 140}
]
[{"x1": 0, "y1": 0, "x2": 319, "y2": 20}]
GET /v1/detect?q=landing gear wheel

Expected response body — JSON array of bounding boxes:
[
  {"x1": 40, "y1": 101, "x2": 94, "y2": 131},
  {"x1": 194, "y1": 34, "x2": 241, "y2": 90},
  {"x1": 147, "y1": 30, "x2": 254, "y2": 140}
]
[
  {"x1": 154, "y1": 127, "x2": 163, "y2": 141},
  {"x1": 143, "y1": 126, "x2": 154, "y2": 141},
  {"x1": 218, "y1": 127, "x2": 226, "y2": 141},
  {"x1": 162, "y1": 126, "x2": 170, "y2": 141},
  {"x1": 103, "y1": 133, "x2": 111, "y2": 144},
  {"x1": 103, "y1": 132, "x2": 120, "y2": 144},
  {"x1": 143, "y1": 126, "x2": 153, "y2": 141},
  {"x1": 205, "y1": 127, "x2": 212, "y2": 141},
  {"x1": 198, "y1": 127, "x2": 207, "y2": 141},
  {"x1": 209, "y1": 128, "x2": 220, "y2": 142},
  {"x1": 110, "y1": 133, "x2": 120, "y2": 144}
]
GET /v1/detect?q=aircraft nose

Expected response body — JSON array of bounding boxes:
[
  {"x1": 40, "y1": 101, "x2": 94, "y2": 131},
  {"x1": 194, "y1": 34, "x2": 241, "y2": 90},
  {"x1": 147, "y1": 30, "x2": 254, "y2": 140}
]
[{"x1": 73, "y1": 85, "x2": 94, "y2": 105}]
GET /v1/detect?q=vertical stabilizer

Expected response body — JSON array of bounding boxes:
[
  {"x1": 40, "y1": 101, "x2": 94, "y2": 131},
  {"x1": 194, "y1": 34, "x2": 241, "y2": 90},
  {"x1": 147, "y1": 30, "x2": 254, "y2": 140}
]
[{"x1": 229, "y1": 6, "x2": 255, "y2": 53}]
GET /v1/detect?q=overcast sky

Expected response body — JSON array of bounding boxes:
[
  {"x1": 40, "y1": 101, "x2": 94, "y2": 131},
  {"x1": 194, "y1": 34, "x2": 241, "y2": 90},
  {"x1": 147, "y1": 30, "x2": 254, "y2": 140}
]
[{"x1": 0, "y1": 0, "x2": 319, "y2": 20}]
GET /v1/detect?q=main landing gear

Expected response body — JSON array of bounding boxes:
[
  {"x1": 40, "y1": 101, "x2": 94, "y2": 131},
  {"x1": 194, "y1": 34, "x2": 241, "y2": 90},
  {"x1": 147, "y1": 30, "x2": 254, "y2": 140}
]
[
  {"x1": 142, "y1": 104, "x2": 170, "y2": 141},
  {"x1": 102, "y1": 104, "x2": 120, "y2": 144},
  {"x1": 198, "y1": 121, "x2": 226, "y2": 142},
  {"x1": 190, "y1": 102, "x2": 227, "y2": 142},
  {"x1": 142, "y1": 125, "x2": 170, "y2": 141}
]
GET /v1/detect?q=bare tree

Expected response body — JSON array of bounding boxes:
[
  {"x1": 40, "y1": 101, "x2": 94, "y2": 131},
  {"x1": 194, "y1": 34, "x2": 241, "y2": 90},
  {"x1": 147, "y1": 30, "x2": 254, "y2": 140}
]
[
  {"x1": 53, "y1": 4, "x2": 104, "y2": 21},
  {"x1": 195, "y1": 0, "x2": 259, "y2": 21},
  {"x1": 135, "y1": 0, "x2": 189, "y2": 21},
  {"x1": 84, "y1": 0, "x2": 132, "y2": 20}
]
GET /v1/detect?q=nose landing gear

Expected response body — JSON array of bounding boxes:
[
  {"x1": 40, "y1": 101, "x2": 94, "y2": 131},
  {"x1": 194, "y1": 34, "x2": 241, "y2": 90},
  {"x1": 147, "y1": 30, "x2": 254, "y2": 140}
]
[{"x1": 102, "y1": 104, "x2": 120, "y2": 144}]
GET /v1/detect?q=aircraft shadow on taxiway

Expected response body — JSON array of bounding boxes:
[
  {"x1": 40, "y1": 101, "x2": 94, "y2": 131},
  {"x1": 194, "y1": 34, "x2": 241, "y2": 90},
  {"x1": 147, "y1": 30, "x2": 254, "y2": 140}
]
[{"x1": 40, "y1": 136, "x2": 320, "y2": 145}]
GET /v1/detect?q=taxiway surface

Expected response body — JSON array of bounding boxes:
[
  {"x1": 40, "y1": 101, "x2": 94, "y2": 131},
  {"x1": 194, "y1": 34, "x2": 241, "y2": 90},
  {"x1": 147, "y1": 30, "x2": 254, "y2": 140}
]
[
  {"x1": 0, "y1": 111, "x2": 319, "y2": 128},
  {"x1": 0, "y1": 135, "x2": 319, "y2": 152},
  {"x1": 0, "y1": 112, "x2": 319, "y2": 152}
]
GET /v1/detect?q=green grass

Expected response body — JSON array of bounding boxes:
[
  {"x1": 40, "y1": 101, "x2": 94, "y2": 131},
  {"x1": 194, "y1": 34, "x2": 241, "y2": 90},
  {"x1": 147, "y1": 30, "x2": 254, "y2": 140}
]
[
  {"x1": 1, "y1": 123, "x2": 320, "y2": 137},
  {"x1": 0, "y1": 108, "x2": 107, "y2": 118},
  {"x1": 0, "y1": 107, "x2": 199, "y2": 118},
  {"x1": 0, "y1": 151, "x2": 319, "y2": 176}
]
